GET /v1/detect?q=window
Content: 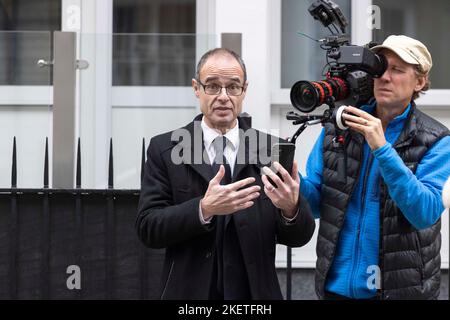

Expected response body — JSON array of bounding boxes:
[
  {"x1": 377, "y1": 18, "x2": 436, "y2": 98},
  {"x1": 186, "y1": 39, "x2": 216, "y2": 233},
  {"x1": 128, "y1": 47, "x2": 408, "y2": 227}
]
[
  {"x1": 281, "y1": 0, "x2": 351, "y2": 89},
  {"x1": 0, "y1": 0, "x2": 60, "y2": 85},
  {"x1": 112, "y1": 0, "x2": 196, "y2": 86},
  {"x1": 372, "y1": 0, "x2": 450, "y2": 89}
]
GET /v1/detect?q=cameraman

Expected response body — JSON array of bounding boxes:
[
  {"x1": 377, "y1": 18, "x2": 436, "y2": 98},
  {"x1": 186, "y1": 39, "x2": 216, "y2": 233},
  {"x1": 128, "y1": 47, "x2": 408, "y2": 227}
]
[{"x1": 300, "y1": 35, "x2": 450, "y2": 299}]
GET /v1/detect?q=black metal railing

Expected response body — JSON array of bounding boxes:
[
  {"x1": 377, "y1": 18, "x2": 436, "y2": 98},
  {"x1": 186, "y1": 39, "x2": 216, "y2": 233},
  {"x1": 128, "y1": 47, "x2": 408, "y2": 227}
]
[{"x1": 0, "y1": 137, "x2": 166, "y2": 299}]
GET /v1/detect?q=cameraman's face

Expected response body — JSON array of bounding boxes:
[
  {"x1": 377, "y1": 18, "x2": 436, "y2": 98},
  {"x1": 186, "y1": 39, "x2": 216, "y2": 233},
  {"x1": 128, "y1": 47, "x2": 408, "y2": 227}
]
[
  {"x1": 374, "y1": 50, "x2": 426, "y2": 110},
  {"x1": 192, "y1": 54, "x2": 247, "y2": 131}
]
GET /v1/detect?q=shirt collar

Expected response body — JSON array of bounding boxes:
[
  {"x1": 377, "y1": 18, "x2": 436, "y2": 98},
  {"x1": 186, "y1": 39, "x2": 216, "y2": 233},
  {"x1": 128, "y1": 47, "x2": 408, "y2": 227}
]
[
  {"x1": 390, "y1": 103, "x2": 411, "y2": 124},
  {"x1": 361, "y1": 102, "x2": 411, "y2": 127},
  {"x1": 200, "y1": 117, "x2": 239, "y2": 151}
]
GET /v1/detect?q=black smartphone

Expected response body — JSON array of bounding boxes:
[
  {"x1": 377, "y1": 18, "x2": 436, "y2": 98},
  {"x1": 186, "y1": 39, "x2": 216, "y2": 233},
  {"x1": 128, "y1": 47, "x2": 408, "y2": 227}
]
[{"x1": 267, "y1": 143, "x2": 296, "y2": 187}]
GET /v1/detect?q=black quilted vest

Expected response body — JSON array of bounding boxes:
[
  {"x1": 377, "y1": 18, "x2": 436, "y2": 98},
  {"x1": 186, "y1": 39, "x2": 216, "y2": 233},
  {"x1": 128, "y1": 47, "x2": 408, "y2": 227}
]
[{"x1": 315, "y1": 105, "x2": 449, "y2": 300}]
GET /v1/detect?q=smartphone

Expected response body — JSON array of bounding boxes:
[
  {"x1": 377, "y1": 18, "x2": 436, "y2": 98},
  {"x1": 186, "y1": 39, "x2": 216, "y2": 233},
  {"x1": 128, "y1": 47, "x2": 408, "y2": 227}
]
[{"x1": 267, "y1": 142, "x2": 296, "y2": 187}]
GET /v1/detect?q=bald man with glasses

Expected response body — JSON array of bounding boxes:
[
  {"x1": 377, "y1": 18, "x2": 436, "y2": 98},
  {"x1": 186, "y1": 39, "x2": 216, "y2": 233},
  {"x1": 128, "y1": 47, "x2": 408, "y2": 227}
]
[{"x1": 136, "y1": 48, "x2": 315, "y2": 300}]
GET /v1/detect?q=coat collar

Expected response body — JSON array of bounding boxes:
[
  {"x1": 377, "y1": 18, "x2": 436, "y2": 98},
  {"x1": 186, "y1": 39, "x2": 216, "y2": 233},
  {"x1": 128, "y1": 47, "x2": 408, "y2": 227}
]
[{"x1": 172, "y1": 114, "x2": 271, "y2": 183}]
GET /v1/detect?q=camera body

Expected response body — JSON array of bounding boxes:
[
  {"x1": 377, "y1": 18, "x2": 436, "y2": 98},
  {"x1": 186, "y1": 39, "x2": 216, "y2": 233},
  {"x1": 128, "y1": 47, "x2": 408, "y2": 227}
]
[{"x1": 290, "y1": 0, "x2": 387, "y2": 120}]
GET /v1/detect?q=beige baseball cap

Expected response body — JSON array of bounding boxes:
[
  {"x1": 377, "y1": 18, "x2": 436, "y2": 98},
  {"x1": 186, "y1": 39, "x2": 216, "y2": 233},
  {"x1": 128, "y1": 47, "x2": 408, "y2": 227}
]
[{"x1": 371, "y1": 35, "x2": 432, "y2": 74}]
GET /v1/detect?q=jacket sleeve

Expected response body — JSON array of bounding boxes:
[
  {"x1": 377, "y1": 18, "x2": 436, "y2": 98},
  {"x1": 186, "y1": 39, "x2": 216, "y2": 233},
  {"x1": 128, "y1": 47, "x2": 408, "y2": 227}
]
[
  {"x1": 276, "y1": 192, "x2": 316, "y2": 247},
  {"x1": 136, "y1": 138, "x2": 213, "y2": 249},
  {"x1": 373, "y1": 136, "x2": 450, "y2": 229}
]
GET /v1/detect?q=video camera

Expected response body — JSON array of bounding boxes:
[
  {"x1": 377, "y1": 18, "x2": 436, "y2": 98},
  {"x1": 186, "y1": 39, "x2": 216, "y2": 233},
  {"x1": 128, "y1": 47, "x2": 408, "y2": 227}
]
[{"x1": 287, "y1": 0, "x2": 387, "y2": 135}]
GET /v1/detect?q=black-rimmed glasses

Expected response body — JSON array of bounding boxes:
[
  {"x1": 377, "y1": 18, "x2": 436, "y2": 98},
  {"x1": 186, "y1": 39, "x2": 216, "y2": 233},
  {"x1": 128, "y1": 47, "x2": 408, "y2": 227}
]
[{"x1": 196, "y1": 79, "x2": 245, "y2": 96}]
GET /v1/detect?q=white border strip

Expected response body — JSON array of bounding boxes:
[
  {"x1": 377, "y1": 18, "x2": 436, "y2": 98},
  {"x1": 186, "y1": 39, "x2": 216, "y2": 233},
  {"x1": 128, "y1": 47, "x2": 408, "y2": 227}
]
[
  {"x1": 0, "y1": 86, "x2": 53, "y2": 106},
  {"x1": 112, "y1": 86, "x2": 197, "y2": 107}
]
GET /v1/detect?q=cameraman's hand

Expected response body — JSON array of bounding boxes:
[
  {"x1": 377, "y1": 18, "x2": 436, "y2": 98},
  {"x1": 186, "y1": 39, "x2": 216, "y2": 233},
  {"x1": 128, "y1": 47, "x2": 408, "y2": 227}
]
[
  {"x1": 261, "y1": 161, "x2": 300, "y2": 219},
  {"x1": 200, "y1": 165, "x2": 261, "y2": 220},
  {"x1": 342, "y1": 106, "x2": 386, "y2": 150}
]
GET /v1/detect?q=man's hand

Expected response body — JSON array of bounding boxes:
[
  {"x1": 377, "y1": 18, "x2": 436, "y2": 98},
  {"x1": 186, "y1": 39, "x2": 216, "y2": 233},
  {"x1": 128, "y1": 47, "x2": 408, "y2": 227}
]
[
  {"x1": 200, "y1": 165, "x2": 261, "y2": 220},
  {"x1": 261, "y1": 161, "x2": 300, "y2": 218},
  {"x1": 342, "y1": 106, "x2": 387, "y2": 150}
]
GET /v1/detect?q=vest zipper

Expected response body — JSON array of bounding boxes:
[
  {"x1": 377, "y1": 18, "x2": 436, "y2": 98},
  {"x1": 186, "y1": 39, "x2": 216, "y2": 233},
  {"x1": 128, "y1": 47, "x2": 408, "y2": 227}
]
[
  {"x1": 349, "y1": 153, "x2": 373, "y2": 298},
  {"x1": 413, "y1": 232, "x2": 425, "y2": 286},
  {"x1": 321, "y1": 130, "x2": 362, "y2": 298}
]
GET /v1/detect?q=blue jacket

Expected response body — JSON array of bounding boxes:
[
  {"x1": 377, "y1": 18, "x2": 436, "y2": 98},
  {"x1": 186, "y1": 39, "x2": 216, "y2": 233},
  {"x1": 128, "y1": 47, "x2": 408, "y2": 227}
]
[{"x1": 300, "y1": 103, "x2": 450, "y2": 299}]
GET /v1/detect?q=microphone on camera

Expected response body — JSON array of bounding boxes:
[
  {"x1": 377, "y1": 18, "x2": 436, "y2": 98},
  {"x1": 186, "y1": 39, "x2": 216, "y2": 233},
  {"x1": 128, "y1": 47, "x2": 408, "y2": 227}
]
[{"x1": 442, "y1": 176, "x2": 450, "y2": 209}]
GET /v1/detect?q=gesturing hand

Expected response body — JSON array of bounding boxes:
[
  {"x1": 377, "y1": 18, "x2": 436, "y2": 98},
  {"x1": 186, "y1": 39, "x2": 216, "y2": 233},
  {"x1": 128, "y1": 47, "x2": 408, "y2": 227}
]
[
  {"x1": 261, "y1": 161, "x2": 300, "y2": 219},
  {"x1": 200, "y1": 165, "x2": 261, "y2": 220}
]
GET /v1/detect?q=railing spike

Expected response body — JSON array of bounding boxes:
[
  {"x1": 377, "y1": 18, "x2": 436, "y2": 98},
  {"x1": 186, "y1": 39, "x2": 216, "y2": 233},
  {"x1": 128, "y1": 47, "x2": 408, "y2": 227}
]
[
  {"x1": 76, "y1": 138, "x2": 81, "y2": 188},
  {"x1": 11, "y1": 137, "x2": 17, "y2": 188},
  {"x1": 108, "y1": 138, "x2": 114, "y2": 189},
  {"x1": 44, "y1": 137, "x2": 49, "y2": 188}
]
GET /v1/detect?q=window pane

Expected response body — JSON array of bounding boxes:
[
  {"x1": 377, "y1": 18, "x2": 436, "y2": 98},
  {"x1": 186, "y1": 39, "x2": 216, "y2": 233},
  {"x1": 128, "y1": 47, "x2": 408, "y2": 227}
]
[
  {"x1": 0, "y1": 0, "x2": 60, "y2": 30},
  {"x1": 113, "y1": 0, "x2": 196, "y2": 86},
  {"x1": 281, "y1": 0, "x2": 351, "y2": 89},
  {"x1": 0, "y1": 0, "x2": 60, "y2": 85},
  {"x1": 372, "y1": 0, "x2": 450, "y2": 89},
  {"x1": 0, "y1": 32, "x2": 53, "y2": 85}
]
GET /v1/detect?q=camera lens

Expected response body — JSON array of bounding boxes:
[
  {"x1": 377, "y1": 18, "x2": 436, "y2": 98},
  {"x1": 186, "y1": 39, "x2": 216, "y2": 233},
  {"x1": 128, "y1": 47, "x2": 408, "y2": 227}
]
[
  {"x1": 290, "y1": 81, "x2": 319, "y2": 113},
  {"x1": 290, "y1": 78, "x2": 349, "y2": 113}
]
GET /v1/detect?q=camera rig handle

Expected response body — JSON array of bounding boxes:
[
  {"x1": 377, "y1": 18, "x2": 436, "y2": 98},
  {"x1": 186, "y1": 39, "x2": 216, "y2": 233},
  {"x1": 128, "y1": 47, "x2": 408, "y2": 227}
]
[
  {"x1": 286, "y1": 112, "x2": 323, "y2": 145},
  {"x1": 286, "y1": 95, "x2": 337, "y2": 144},
  {"x1": 286, "y1": 95, "x2": 348, "y2": 183}
]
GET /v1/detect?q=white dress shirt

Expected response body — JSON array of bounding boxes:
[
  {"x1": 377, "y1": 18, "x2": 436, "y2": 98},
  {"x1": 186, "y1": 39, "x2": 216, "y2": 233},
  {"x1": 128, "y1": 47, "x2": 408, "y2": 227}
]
[
  {"x1": 198, "y1": 116, "x2": 298, "y2": 224},
  {"x1": 198, "y1": 117, "x2": 239, "y2": 224},
  {"x1": 201, "y1": 117, "x2": 239, "y2": 176}
]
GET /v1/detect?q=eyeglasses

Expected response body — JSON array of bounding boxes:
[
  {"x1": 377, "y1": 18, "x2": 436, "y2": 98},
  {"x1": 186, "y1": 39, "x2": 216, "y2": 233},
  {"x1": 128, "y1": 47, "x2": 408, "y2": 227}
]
[{"x1": 196, "y1": 79, "x2": 245, "y2": 96}]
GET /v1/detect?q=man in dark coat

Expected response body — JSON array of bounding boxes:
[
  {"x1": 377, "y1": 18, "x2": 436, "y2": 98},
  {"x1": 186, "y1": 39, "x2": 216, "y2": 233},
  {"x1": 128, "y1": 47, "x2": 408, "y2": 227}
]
[{"x1": 136, "y1": 48, "x2": 315, "y2": 300}]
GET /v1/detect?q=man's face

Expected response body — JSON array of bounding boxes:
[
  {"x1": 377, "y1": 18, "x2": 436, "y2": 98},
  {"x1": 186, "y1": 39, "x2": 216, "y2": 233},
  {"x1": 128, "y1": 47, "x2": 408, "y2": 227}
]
[
  {"x1": 192, "y1": 54, "x2": 247, "y2": 130},
  {"x1": 374, "y1": 50, "x2": 426, "y2": 109}
]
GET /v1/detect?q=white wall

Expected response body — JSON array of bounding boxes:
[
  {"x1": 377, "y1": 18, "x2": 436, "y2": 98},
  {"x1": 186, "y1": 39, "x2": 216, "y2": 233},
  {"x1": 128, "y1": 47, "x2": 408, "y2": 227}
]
[
  {"x1": 215, "y1": 0, "x2": 272, "y2": 132},
  {"x1": 0, "y1": 107, "x2": 52, "y2": 188},
  {"x1": 112, "y1": 107, "x2": 197, "y2": 188}
]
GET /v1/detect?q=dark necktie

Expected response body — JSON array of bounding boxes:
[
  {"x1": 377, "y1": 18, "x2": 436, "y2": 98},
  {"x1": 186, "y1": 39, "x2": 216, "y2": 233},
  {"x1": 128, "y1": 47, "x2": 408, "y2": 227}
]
[
  {"x1": 212, "y1": 136, "x2": 232, "y2": 185},
  {"x1": 209, "y1": 136, "x2": 251, "y2": 299},
  {"x1": 212, "y1": 136, "x2": 231, "y2": 298}
]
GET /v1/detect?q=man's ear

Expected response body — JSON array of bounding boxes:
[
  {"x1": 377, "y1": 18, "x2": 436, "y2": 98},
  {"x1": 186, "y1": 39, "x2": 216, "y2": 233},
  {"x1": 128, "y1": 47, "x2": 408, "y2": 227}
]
[
  {"x1": 415, "y1": 75, "x2": 427, "y2": 92},
  {"x1": 192, "y1": 78, "x2": 200, "y2": 98}
]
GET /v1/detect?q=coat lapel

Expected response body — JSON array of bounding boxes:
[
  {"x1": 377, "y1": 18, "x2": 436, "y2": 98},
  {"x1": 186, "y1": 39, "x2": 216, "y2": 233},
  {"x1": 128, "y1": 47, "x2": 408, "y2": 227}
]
[
  {"x1": 228, "y1": 117, "x2": 275, "y2": 227},
  {"x1": 232, "y1": 117, "x2": 271, "y2": 181},
  {"x1": 172, "y1": 115, "x2": 214, "y2": 184}
]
